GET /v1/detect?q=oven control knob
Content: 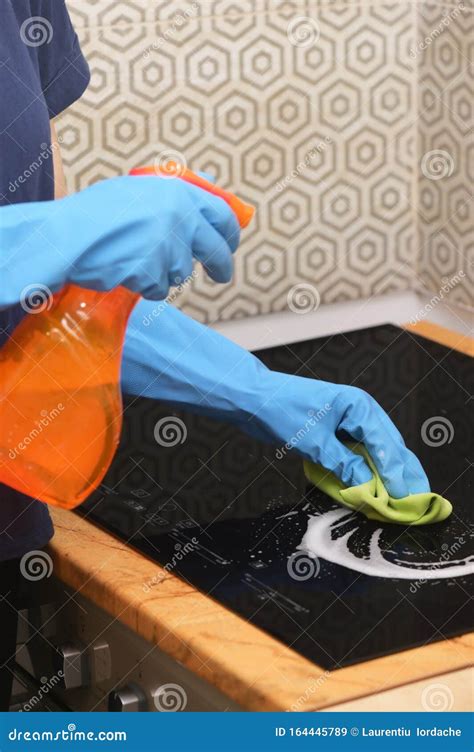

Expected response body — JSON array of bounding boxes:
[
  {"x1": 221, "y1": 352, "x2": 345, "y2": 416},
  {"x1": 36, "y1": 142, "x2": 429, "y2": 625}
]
[
  {"x1": 108, "y1": 683, "x2": 147, "y2": 712},
  {"x1": 53, "y1": 643, "x2": 89, "y2": 689}
]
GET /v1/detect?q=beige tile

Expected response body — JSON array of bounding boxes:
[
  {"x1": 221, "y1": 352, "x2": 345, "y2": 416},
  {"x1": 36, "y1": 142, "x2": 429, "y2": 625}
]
[
  {"x1": 416, "y1": 2, "x2": 473, "y2": 307},
  {"x1": 57, "y1": 4, "x2": 420, "y2": 322}
]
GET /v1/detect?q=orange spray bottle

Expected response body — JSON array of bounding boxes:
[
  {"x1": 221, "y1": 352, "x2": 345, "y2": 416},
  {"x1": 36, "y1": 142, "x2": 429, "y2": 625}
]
[{"x1": 0, "y1": 166, "x2": 254, "y2": 509}]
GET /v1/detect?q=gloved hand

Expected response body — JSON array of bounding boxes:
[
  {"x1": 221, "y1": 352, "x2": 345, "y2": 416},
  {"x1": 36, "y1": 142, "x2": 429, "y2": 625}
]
[
  {"x1": 0, "y1": 175, "x2": 240, "y2": 308},
  {"x1": 122, "y1": 300, "x2": 430, "y2": 498}
]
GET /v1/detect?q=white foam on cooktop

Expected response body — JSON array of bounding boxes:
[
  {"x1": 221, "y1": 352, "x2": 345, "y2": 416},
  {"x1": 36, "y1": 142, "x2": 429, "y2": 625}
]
[{"x1": 297, "y1": 509, "x2": 474, "y2": 580}]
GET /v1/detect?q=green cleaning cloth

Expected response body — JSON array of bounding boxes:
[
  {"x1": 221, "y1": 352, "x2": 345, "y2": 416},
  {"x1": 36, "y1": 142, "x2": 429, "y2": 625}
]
[{"x1": 303, "y1": 443, "x2": 452, "y2": 525}]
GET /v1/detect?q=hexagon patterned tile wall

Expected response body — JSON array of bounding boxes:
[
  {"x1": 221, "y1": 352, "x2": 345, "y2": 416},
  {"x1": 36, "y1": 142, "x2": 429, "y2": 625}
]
[
  {"x1": 57, "y1": 0, "x2": 472, "y2": 323},
  {"x1": 417, "y1": 2, "x2": 473, "y2": 308}
]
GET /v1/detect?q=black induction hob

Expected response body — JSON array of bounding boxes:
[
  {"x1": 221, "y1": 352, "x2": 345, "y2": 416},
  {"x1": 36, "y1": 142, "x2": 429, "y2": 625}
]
[{"x1": 78, "y1": 324, "x2": 474, "y2": 669}]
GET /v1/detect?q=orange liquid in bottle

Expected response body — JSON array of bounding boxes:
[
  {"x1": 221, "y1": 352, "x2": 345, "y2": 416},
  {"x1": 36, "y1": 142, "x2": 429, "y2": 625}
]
[
  {"x1": 0, "y1": 286, "x2": 138, "y2": 507},
  {"x1": 0, "y1": 167, "x2": 254, "y2": 509}
]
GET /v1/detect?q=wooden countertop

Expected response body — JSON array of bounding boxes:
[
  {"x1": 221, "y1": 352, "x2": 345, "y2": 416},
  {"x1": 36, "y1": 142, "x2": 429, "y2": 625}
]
[{"x1": 48, "y1": 320, "x2": 473, "y2": 711}]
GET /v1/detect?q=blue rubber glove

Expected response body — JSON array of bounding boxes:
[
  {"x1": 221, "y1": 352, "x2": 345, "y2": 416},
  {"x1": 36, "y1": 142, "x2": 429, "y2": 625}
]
[
  {"x1": 122, "y1": 301, "x2": 430, "y2": 499},
  {"x1": 0, "y1": 175, "x2": 240, "y2": 308}
]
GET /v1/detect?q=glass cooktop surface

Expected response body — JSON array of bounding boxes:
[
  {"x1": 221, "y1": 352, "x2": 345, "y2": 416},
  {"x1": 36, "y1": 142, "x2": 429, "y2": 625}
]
[{"x1": 78, "y1": 324, "x2": 473, "y2": 669}]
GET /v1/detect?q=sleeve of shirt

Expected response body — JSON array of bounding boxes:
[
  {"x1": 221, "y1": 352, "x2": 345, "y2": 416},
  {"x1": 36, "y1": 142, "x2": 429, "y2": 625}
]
[{"x1": 35, "y1": 0, "x2": 90, "y2": 118}]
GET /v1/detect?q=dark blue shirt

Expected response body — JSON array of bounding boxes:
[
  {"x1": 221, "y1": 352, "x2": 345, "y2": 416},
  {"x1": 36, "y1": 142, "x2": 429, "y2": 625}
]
[{"x1": 0, "y1": 0, "x2": 90, "y2": 560}]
